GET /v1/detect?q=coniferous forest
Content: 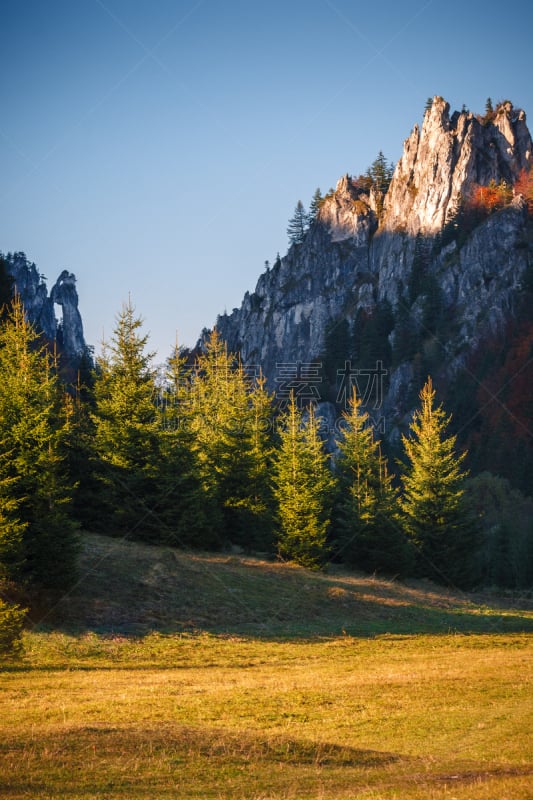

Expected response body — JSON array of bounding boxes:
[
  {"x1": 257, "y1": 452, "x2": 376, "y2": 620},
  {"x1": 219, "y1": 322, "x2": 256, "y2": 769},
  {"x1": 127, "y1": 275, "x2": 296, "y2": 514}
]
[{"x1": 2, "y1": 260, "x2": 532, "y2": 653}]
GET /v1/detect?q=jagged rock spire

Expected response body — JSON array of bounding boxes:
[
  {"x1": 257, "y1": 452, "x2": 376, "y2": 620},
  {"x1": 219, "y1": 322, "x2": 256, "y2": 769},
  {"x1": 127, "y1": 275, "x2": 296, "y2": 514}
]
[
  {"x1": 3, "y1": 252, "x2": 86, "y2": 358},
  {"x1": 382, "y1": 96, "x2": 532, "y2": 236}
]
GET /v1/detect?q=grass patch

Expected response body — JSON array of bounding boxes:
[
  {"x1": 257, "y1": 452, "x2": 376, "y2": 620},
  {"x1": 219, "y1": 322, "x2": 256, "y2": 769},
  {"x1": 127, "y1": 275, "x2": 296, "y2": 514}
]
[
  {"x1": 34, "y1": 533, "x2": 533, "y2": 639},
  {"x1": 1, "y1": 534, "x2": 532, "y2": 798}
]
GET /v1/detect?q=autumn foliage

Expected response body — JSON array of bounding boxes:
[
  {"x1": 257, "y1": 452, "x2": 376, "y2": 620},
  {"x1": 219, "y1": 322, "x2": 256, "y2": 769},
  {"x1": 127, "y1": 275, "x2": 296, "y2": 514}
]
[
  {"x1": 466, "y1": 169, "x2": 533, "y2": 218},
  {"x1": 514, "y1": 167, "x2": 533, "y2": 215},
  {"x1": 467, "y1": 180, "x2": 512, "y2": 214}
]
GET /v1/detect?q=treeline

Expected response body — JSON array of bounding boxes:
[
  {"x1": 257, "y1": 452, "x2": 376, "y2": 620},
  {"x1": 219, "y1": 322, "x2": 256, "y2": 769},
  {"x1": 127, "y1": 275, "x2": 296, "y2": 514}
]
[{"x1": 1, "y1": 297, "x2": 533, "y2": 653}]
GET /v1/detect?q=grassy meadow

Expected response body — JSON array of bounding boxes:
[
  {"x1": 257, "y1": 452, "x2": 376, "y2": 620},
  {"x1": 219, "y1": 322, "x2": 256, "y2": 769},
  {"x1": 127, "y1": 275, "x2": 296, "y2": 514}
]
[{"x1": 1, "y1": 533, "x2": 532, "y2": 798}]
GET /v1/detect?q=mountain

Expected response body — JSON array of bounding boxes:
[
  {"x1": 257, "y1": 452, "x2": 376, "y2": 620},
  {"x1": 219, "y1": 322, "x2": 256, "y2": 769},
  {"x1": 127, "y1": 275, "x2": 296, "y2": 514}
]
[
  {"x1": 214, "y1": 96, "x2": 533, "y2": 490},
  {"x1": 1, "y1": 251, "x2": 87, "y2": 360}
]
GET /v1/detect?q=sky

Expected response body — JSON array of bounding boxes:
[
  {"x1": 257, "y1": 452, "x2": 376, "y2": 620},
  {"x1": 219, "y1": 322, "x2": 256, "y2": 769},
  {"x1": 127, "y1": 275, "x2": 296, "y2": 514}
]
[{"x1": 2, "y1": 0, "x2": 533, "y2": 361}]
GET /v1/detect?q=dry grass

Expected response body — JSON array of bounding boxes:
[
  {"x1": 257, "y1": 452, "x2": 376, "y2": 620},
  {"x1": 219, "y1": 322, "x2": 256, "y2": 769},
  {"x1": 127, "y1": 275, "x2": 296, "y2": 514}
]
[{"x1": 1, "y1": 533, "x2": 532, "y2": 798}]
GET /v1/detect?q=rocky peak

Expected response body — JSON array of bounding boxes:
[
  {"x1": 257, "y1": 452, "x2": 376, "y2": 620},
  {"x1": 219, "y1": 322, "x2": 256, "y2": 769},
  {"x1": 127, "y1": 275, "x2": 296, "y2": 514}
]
[
  {"x1": 50, "y1": 270, "x2": 86, "y2": 357},
  {"x1": 315, "y1": 175, "x2": 377, "y2": 244},
  {"x1": 3, "y1": 252, "x2": 86, "y2": 359},
  {"x1": 382, "y1": 96, "x2": 532, "y2": 236},
  {"x1": 212, "y1": 95, "x2": 532, "y2": 469}
]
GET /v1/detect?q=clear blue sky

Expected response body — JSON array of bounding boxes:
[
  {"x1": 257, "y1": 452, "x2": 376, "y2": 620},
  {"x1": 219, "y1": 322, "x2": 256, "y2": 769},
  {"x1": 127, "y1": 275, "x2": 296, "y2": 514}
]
[{"x1": 2, "y1": 0, "x2": 532, "y2": 359}]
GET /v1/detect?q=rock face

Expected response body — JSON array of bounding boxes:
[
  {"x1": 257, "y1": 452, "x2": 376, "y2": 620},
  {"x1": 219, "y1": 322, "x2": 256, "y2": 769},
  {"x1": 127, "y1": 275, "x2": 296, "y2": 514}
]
[
  {"x1": 382, "y1": 97, "x2": 531, "y2": 235},
  {"x1": 3, "y1": 252, "x2": 86, "y2": 358},
  {"x1": 213, "y1": 97, "x2": 533, "y2": 436},
  {"x1": 50, "y1": 270, "x2": 86, "y2": 357}
]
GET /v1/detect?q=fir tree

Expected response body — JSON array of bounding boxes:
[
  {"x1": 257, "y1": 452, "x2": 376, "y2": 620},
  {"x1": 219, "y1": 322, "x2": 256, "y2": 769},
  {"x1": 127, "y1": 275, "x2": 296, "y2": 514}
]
[
  {"x1": 63, "y1": 360, "x2": 100, "y2": 531},
  {"x1": 307, "y1": 188, "x2": 323, "y2": 225},
  {"x1": 157, "y1": 343, "x2": 219, "y2": 549},
  {"x1": 273, "y1": 394, "x2": 333, "y2": 569},
  {"x1": 333, "y1": 391, "x2": 411, "y2": 575},
  {"x1": 92, "y1": 300, "x2": 162, "y2": 539},
  {"x1": 189, "y1": 331, "x2": 275, "y2": 550},
  {"x1": 399, "y1": 377, "x2": 481, "y2": 587},
  {"x1": 366, "y1": 151, "x2": 394, "y2": 194},
  {"x1": 0, "y1": 296, "x2": 78, "y2": 590},
  {"x1": 287, "y1": 200, "x2": 308, "y2": 246}
]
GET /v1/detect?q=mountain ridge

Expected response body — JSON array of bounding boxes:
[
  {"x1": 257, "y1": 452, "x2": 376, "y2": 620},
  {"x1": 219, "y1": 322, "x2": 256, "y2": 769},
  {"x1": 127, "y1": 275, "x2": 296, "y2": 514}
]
[{"x1": 214, "y1": 96, "x2": 533, "y2": 485}]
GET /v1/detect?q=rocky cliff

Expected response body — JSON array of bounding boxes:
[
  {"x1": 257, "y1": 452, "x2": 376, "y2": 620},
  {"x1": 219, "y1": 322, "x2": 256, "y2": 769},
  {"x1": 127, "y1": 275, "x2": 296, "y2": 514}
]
[
  {"x1": 2, "y1": 251, "x2": 86, "y2": 359},
  {"x1": 215, "y1": 97, "x2": 533, "y2": 450}
]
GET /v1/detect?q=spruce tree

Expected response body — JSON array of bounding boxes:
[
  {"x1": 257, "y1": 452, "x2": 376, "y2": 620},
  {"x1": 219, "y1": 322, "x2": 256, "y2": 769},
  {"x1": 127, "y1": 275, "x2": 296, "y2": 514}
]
[
  {"x1": 189, "y1": 331, "x2": 275, "y2": 550},
  {"x1": 92, "y1": 300, "x2": 161, "y2": 539},
  {"x1": 366, "y1": 151, "x2": 394, "y2": 194},
  {"x1": 399, "y1": 377, "x2": 481, "y2": 587},
  {"x1": 0, "y1": 296, "x2": 78, "y2": 590},
  {"x1": 333, "y1": 391, "x2": 410, "y2": 575},
  {"x1": 273, "y1": 394, "x2": 332, "y2": 569},
  {"x1": 287, "y1": 200, "x2": 308, "y2": 246},
  {"x1": 157, "y1": 343, "x2": 219, "y2": 549},
  {"x1": 307, "y1": 188, "x2": 323, "y2": 225}
]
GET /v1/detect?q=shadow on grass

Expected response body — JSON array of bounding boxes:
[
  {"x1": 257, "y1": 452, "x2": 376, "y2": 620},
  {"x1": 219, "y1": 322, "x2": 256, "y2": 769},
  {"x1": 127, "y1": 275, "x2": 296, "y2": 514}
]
[
  {"x1": 29, "y1": 532, "x2": 533, "y2": 641},
  {"x1": 2, "y1": 725, "x2": 531, "y2": 798},
  {"x1": 0, "y1": 722, "x2": 404, "y2": 775}
]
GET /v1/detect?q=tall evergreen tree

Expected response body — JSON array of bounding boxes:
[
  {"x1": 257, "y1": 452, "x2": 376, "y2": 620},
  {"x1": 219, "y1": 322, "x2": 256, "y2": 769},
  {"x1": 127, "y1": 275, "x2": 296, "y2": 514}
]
[
  {"x1": 333, "y1": 391, "x2": 410, "y2": 575},
  {"x1": 399, "y1": 377, "x2": 481, "y2": 587},
  {"x1": 287, "y1": 200, "x2": 308, "y2": 246},
  {"x1": 92, "y1": 300, "x2": 161, "y2": 539},
  {"x1": 307, "y1": 188, "x2": 323, "y2": 225},
  {"x1": 157, "y1": 342, "x2": 219, "y2": 549},
  {"x1": 0, "y1": 296, "x2": 78, "y2": 590},
  {"x1": 62, "y1": 358, "x2": 101, "y2": 531},
  {"x1": 366, "y1": 151, "x2": 394, "y2": 194},
  {"x1": 273, "y1": 394, "x2": 332, "y2": 569},
  {"x1": 189, "y1": 331, "x2": 275, "y2": 550}
]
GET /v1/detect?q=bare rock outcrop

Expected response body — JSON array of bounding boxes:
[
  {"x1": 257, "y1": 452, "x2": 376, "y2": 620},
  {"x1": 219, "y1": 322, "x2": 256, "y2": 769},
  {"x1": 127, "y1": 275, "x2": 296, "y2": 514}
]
[
  {"x1": 382, "y1": 96, "x2": 532, "y2": 236},
  {"x1": 211, "y1": 96, "x2": 533, "y2": 438},
  {"x1": 3, "y1": 252, "x2": 86, "y2": 358}
]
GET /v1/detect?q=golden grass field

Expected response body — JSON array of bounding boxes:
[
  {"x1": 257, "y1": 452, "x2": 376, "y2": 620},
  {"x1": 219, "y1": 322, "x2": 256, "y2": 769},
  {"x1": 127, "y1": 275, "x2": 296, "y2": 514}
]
[{"x1": 1, "y1": 533, "x2": 532, "y2": 799}]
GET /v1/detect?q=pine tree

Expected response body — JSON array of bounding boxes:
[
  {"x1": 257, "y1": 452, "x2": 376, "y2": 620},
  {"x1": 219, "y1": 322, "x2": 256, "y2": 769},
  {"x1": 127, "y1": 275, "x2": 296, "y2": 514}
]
[
  {"x1": 287, "y1": 200, "x2": 308, "y2": 246},
  {"x1": 399, "y1": 377, "x2": 481, "y2": 587},
  {"x1": 366, "y1": 151, "x2": 394, "y2": 194},
  {"x1": 63, "y1": 360, "x2": 101, "y2": 531},
  {"x1": 307, "y1": 188, "x2": 323, "y2": 225},
  {"x1": 273, "y1": 394, "x2": 333, "y2": 569},
  {"x1": 92, "y1": 300, "x2": 162, "y2": 539},
  {"x1": 0, "y1": 296, "x2": 78, "y2": 590},
  {"x1": 189, "y1": 331, "x2": 275, "y2": 550},
  {"x1": 157, "y1": 342, "x2": 219, "y2": 549},
  {"x1": 333, "y1": 391, "x2": 410, "y2": 575}
]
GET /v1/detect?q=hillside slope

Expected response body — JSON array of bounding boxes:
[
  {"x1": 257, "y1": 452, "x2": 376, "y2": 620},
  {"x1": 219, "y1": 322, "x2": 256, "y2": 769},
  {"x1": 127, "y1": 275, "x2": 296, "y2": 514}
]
[{"x1": 41, "y1": 533, "x2": 533, "y2": 638}]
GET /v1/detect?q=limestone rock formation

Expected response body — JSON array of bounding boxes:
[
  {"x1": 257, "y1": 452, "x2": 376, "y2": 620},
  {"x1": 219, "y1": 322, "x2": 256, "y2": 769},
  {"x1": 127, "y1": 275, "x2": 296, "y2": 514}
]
[
  {"x1": 212, "y1": 97, "x2": 533, "y2": 445},
  {"x1": 382, "y1": 96, "x2": 532, "y2": 235},
  {"x1": 3, "y1": 252, "x2": 86, "y2": 358},
  {"x1": 50, "y1": 270, "x2": 86, "y2": 357}
]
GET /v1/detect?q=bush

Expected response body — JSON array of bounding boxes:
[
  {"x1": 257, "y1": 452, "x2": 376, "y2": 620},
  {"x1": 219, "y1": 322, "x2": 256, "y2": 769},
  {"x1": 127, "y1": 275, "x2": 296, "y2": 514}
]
[{"x1": 0, "y1": 598, "x2": 26, "y2": 657}]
